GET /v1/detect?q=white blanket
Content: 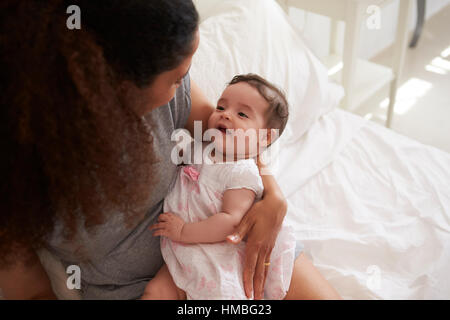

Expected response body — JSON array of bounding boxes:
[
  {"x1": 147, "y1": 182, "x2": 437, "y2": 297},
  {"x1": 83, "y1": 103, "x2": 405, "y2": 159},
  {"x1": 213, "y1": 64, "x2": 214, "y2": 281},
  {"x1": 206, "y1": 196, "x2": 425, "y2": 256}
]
[{"x1": 281, "y1": 109, "x2": 450, "y2": 299}]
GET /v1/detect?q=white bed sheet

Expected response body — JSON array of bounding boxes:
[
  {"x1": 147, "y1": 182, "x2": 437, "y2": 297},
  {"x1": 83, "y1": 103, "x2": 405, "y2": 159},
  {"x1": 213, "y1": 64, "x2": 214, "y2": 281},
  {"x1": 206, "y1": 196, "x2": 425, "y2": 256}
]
[{"x1": 281, "y1": 109, "x2": 450, "y2": 299}]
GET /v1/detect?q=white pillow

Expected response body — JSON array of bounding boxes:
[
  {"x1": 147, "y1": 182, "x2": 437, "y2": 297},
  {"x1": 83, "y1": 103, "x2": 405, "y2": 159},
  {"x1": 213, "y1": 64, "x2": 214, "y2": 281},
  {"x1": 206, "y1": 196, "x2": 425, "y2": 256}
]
[{"x1": 191, "y1": 0, "x2": 343, "y2": 144}]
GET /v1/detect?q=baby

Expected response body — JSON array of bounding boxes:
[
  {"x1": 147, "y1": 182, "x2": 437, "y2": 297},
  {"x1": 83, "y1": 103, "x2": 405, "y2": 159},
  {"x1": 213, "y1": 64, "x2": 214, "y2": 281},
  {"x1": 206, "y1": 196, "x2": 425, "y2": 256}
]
[{"x1": 143, "y1": 74, "x2": 296, "y2": 300}]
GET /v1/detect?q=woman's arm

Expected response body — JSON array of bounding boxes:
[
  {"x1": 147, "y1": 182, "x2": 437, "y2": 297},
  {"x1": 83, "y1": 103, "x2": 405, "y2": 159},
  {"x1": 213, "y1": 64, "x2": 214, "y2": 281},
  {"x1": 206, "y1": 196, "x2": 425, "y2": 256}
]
[
  {"x1": 185, "y1": 78, "x2": 215, "y2": 137},
  {"x1": 150, "y1": 188, "x2": 255, "y2": 244},
  {"x1": 0, "y1": 248, "x2": 56, "y2": 300},
  {"x1": 227, "y1": 158, "x2": 287, "y2": 300}
]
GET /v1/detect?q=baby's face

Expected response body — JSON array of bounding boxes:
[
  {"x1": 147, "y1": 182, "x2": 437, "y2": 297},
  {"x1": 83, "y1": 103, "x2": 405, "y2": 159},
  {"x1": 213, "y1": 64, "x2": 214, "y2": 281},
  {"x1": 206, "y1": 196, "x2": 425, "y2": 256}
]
[{"x1": 207, "y1": 82, "x2": 270, "y2": 157}]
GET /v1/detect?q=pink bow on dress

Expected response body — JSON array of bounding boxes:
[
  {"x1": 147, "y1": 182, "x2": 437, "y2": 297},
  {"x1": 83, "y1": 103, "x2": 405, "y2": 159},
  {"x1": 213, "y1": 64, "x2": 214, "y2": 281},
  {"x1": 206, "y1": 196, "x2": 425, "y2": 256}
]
[
  {"x1": 181, "y1": 165, "x2": 200, "y2": 194},
  {"x1": 182, "y1": 166, "x2": 200, "y2": 181}
]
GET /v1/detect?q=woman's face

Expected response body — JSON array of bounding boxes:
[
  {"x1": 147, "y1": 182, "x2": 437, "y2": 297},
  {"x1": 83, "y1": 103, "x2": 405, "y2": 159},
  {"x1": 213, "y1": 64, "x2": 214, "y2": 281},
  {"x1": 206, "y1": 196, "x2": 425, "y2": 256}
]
[{"x1": 135, "y1": 30, "x2": 200, "y2": 116}]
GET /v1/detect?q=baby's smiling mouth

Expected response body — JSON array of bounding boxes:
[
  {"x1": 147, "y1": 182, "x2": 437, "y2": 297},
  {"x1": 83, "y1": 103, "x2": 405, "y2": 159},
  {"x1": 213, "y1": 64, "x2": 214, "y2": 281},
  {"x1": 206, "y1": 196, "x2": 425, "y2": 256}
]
[{"x1": 217, "y1": 125, "x2": 231, "y2": 134}]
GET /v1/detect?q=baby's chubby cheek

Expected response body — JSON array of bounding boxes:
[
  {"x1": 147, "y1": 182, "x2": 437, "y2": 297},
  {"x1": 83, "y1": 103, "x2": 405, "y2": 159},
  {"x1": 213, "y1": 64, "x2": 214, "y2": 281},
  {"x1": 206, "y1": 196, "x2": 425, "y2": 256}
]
[
  {"x1": 223, "y1": 128, "x2": 262, "y2": 157},
  {"x1": 206, "y1": 115, "x2": 214, "y2": 130}
]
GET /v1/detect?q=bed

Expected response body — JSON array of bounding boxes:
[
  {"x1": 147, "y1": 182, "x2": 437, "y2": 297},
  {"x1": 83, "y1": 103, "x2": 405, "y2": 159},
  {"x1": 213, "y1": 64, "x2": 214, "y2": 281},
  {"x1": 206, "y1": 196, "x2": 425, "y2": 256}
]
[
  {"x1": 189, "y1": 0, "x2": 450, "y2": 300},
  {"x1": 5, "y1": 0, "x2": 448, "y2": 300}
]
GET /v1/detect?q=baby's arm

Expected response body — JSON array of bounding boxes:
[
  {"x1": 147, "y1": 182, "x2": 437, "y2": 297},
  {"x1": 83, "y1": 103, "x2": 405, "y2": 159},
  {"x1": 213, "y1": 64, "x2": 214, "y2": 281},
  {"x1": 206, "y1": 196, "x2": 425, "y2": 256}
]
[{"x1": 150, "y1": 188, "x2": 255, "y2": 244}]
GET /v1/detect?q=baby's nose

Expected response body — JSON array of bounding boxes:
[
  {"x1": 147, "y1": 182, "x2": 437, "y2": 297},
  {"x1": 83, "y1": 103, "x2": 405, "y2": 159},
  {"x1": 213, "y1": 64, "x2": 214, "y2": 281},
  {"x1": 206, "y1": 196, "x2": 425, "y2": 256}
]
[{"x1": 221, "y1": 111, "x2": 231, "y2": 120}]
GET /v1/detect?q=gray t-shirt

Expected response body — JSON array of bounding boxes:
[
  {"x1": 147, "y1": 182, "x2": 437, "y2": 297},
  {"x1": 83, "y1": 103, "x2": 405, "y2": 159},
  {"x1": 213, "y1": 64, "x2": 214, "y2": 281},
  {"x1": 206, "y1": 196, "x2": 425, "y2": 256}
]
[{"x1": 46, "y1": 74, "x2": 192, "y2": 300}]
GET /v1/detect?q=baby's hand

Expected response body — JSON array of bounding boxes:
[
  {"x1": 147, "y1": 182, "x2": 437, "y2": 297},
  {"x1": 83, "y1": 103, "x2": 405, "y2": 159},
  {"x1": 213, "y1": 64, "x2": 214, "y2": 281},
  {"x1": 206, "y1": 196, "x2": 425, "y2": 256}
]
[{"x1": 149, "y1": 212, "x2": 185, "y2": 242}]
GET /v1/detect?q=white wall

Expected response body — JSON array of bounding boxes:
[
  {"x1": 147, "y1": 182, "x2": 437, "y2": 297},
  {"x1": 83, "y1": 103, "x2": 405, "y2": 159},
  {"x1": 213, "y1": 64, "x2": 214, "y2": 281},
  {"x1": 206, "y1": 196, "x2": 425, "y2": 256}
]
[
  {"x1": 194, "y1": 0, "x2": 450, "y2": 60},
  {"x1": 288, "y1": 0, "x2": 450, "y2": 60}
]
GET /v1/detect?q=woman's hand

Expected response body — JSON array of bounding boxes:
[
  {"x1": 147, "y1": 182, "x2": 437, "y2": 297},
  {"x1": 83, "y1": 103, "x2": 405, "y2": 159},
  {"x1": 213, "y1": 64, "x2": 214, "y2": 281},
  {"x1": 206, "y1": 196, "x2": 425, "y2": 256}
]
[
  {"x1": 150, "y1": 212, "x2": 185, "y2": 242},
  {"x1": 226, "y1": 192, "x2": 287, "y2": 300}
]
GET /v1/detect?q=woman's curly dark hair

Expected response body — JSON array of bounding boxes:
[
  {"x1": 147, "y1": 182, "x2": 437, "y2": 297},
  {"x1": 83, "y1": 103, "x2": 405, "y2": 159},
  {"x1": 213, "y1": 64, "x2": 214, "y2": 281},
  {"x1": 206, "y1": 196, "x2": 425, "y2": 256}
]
[{"x1": 0, "y1": 0, "x2": 199, "y2": 267}]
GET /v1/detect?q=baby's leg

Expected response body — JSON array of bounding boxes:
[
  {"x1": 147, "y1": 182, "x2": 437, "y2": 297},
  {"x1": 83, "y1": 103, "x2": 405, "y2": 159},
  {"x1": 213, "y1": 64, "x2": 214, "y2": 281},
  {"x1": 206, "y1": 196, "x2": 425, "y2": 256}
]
[{"x1": 141, "y1": 264, "x2": 186, "y2": 300}]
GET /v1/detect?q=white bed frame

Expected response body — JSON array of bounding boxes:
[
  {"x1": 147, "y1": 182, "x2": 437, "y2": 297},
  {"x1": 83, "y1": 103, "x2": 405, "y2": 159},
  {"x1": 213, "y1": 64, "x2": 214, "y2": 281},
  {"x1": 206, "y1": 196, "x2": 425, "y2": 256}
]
[{"x1": 276, "y1": 0, "x2": 413, "y2": 128}]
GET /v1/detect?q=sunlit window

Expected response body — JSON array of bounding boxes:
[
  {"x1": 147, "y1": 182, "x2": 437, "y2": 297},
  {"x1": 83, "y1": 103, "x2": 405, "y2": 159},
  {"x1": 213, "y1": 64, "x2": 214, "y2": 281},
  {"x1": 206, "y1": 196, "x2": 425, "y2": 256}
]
[
  {"x1": 364, "y1": 113, "x2": 373, "y2": 120},
  {"x1": 440, "y1": 45, "x2": 450, "y2": 58},
  {"x1": 425, "y1": 64, "x2": 447, "y2": 75},
  {"x1": 379, "y1": 78, "x2": 432, "y2": 115},
  {"x1": 328, "y1": 62, "x2": 343, "y2": 76},
  {"x1": 425, "y1": 45, "x2": 450, "y2": 75}
]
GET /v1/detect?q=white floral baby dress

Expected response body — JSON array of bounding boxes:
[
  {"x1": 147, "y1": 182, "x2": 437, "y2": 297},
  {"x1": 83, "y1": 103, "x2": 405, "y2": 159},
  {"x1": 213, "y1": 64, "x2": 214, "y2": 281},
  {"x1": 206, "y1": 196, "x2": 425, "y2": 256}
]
[{"x1": 161, "y1": 159, "x2": 296, "y2": 300}]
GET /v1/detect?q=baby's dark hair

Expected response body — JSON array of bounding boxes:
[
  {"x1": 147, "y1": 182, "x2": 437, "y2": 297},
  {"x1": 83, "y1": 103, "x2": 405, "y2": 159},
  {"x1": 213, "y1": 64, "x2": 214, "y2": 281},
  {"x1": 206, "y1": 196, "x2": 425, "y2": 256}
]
[{"x1": 228, "y1": 73, "x2": 289, "y2": 139}]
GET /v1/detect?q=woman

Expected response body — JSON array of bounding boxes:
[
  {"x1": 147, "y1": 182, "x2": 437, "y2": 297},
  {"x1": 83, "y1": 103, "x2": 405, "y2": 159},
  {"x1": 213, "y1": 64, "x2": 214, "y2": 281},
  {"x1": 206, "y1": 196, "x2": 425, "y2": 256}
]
[{"x1": 0, "y1": 0, "x2": 340, "y2": 300}]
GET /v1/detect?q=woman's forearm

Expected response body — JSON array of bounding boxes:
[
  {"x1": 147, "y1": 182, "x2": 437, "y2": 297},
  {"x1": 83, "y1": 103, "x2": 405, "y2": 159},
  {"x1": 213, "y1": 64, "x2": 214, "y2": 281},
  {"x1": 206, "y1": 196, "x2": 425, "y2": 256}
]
[
  {"x1": 257, "y1": 159, "x2": 286, "y2": 203},
  {"x1": 180, "y1": 212, "x2": 240, "y2": 244}
]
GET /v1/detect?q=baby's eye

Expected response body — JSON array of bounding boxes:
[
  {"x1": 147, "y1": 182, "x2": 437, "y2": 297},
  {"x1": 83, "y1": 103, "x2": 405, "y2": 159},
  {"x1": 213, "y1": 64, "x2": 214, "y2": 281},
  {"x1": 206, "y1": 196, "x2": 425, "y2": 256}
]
[
  {"x1": 216, "y1": 106, "x2": 225, "y2": 111},
  {"x1": 238, "y1": 112, "x2": 248, "y2": 118}
]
